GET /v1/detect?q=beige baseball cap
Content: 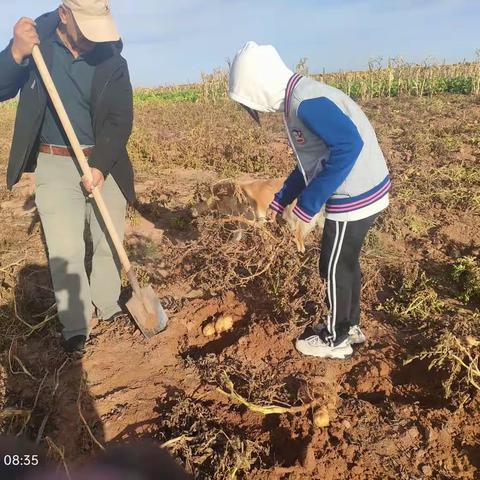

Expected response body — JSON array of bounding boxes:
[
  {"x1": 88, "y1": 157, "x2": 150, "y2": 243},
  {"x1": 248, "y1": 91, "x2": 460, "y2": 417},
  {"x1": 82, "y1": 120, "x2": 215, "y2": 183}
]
[{"x1": 62, "y1": 0, "x2": 120, "y2": 42}]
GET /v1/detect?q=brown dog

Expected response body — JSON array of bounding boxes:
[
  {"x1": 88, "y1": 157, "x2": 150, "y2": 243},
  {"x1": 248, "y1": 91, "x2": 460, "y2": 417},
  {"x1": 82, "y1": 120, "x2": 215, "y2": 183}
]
[{"x1": 192, "y1": 177, "x2": 324, "y2": 252}]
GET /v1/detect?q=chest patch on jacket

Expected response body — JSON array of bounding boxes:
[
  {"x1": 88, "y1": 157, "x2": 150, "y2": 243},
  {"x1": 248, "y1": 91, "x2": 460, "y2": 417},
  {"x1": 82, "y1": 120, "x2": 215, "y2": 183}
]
[{"x1": 292, "y1": 129, "x2": 306, "y2": 145}]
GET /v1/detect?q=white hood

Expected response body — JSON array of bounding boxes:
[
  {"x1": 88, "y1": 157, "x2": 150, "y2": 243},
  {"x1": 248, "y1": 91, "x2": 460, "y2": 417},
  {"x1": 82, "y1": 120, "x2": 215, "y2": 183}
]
[{"x1": 229, "y1": 41, "x2": 294, "y2": 113}]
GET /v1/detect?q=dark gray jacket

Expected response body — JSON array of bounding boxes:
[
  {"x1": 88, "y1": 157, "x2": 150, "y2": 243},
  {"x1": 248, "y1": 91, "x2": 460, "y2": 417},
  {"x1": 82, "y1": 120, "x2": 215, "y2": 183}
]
[{"x1": 0, "y1": 10, "x2": 135, "y2": 202}]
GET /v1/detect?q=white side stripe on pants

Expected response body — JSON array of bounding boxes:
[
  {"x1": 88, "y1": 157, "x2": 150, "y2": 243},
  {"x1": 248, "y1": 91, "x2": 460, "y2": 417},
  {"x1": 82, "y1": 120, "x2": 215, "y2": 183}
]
[
  {"x1": 326, "y1": 222, "x2": 340, "y2": 341},
  {"x1": 327, "y1": 221, "x2": 348, "y2": 346}
]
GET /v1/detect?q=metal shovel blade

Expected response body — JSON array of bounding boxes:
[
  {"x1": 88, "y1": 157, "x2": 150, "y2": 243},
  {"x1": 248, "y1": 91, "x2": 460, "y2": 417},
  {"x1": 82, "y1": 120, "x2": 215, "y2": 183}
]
[{"x1": 126, "y1": 285, "x2": 168, "y2": 339}]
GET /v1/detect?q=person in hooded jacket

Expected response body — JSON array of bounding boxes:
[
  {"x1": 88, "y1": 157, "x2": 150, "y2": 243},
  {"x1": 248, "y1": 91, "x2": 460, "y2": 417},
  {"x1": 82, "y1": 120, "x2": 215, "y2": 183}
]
[
  {"x1": 229, "y1": 42, "x2": 391, "y2": 359},
  {"x1": 0, "y1": 1, "x2": 134, "y2": 355}
]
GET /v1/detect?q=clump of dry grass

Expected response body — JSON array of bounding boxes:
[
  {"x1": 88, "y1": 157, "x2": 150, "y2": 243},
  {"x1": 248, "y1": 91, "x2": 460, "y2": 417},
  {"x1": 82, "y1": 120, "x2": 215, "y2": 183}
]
[
  {"x1": 128, "y1": 100, "x2": 290, "y2": 179},
  {"x1": 380, "y1": 266, "x2": 445, "y2": 323},
  {"x1": 190, "y1": 354, "x2": 315, "y2": 409},
  {"x1": 395, "y1": 164, "x2": 480, "y2": 214},
  {"x1": 180, "y1": 216, "x2": 285, "y2": 292},
  {"x1": 405, "y1": 314, "x2": 480, "y2": 405},
  {"x1": 178, "y1": 214, "x2": 326, "y2": 325},
  {"x1": 152, "y1": 391, "x2": 265, "y2": 480}
]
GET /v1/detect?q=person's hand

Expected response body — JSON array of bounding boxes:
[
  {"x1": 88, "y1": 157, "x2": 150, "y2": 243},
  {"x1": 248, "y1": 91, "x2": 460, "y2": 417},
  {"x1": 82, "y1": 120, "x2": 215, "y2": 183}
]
[
  {"x1": 266, "y1": 208, "x2": 278, "y2": 223},
  {"x1": 11, "y1": 18, "x2": 39, "y2": 65},
  {"x1": 82, "y1": 168, "x2": 105, "y2": 196}
]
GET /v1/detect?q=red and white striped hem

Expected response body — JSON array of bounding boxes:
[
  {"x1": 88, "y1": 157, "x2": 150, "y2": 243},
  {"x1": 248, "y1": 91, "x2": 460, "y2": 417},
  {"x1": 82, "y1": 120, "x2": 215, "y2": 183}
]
[
  {"x1": 326, "y1": 181, "x2": 391, "y2": 213},
  {"x1": 269, "y1": 200, "x2": 285, "y2": 214},
  {"x1": 293, "y1": 205, "x2": 313, "y2": 223}
]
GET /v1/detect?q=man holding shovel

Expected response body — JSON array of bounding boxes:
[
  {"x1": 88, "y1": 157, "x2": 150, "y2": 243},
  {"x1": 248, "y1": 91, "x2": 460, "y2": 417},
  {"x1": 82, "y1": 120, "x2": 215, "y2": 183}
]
[{"x1": 0, "y1": 1, "x2": 134, "y2": 354}]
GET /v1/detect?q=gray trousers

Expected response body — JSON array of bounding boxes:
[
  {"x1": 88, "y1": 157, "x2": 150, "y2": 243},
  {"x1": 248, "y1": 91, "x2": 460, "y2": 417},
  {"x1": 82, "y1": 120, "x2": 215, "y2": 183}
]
[{"x1": 35, "y1": 152, "x2": 126, "y2": 340}]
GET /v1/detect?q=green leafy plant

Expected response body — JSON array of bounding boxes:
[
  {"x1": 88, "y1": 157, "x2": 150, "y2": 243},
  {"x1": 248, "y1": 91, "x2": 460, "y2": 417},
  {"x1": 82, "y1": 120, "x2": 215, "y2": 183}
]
[
  {"x1": 452, "y1": 256, "x2": 480, "y2": 303},
  {"x1": 382, "y1": 269, "x2": 445, "y2": 322}
]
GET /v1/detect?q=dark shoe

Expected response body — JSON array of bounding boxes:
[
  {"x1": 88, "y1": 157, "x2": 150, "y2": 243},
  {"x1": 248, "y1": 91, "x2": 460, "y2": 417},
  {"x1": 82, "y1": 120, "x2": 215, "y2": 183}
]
[{"x1": 64, "y1": 335, "x2": 87, "y2": 355}]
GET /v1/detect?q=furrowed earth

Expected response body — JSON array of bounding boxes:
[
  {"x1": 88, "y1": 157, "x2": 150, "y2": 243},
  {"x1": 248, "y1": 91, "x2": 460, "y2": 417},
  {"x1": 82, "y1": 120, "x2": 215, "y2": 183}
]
[{"x1": 0, "y1": 94, "x2": 479, "y2": 479}]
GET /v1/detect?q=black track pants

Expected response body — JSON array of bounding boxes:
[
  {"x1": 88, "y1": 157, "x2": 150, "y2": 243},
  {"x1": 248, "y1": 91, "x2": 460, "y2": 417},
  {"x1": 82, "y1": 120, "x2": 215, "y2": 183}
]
[{"x1": 319, "y1": 213, "x2": 378, "y2": 346}]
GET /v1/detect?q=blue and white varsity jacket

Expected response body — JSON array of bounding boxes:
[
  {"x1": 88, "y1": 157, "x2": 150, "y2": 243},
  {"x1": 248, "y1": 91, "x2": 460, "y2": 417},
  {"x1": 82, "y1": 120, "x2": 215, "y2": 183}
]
[{"x1": 270, "y1": 74, "x2": 391, "y2": 222}]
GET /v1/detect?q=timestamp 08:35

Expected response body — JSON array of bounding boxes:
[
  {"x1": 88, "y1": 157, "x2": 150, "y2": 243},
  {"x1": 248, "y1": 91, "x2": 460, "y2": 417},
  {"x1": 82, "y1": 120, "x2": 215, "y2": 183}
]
[{"x1": 3, "y1": 454, "x2": 39, "y2": 466}]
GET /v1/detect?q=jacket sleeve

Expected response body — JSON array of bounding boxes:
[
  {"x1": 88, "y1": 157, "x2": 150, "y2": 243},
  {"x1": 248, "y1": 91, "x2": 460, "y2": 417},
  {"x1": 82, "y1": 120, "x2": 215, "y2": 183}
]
[
  {"x1": 88, "y1": 60, "x2": 133, "y2": 176},
  {"x1": 269, "y1": 166, "x2": 306, "y2": 214},
  {"x1": 0, "y1": 41, "x2": 30, "y2": 102},
  {"x1": 292, "y1": 97, "x2": 364, "y2": 223}
]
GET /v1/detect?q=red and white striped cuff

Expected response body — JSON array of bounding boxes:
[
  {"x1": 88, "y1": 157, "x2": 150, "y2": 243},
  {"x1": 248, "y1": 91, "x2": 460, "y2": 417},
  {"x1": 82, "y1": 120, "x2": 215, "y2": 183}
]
[
  {"x1": 269, "y1": 199, "x2": 285, "y2": 214},
  {"x1": 293, "y1": 205, "x2": 313, "y2": 223}
]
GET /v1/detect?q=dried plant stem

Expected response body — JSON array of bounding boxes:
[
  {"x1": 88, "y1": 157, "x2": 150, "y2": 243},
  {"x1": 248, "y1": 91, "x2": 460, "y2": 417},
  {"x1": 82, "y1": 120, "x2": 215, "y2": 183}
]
[
  {"x1": 77, "y1": 377, "x2": 105, "y2": 451},
  {"x1": 8, "y1": 340, "x2": 37, "y2": 380},
  {"x1": 24, "y1": 372, "x2": 50, "y2": 438},
  {"x1": 13, "y1": 296, "x2": 37, "y2": 330},
  {"x1": 36, "y1": 360, "x2": 69, "y2": 444},
  {"x1": 161, "y1": 435, "x2": 194, "y2": 449},
  {"x1": 0, "y1": 255, "x2": 27, "y2": 273},
  {"x1": 25, "y1": 313, "x2": 57, "y2": 337},
  {"x1": 215, "y1": 216, "x2": 279, "y2": 242},
  {"x1": 0, "y1": 408, "x2": 31, "y2": 420},
  {"x1": 12, "y1": 295, "x2": 57, "y2": 334},
  {"x1": 217, "y1": 372, "x2": 319, "y2": 415},
  {"x1": 451, "y1": 339, "x2": 480, "y2": 392},
  {"x1": 36, "y1": 413, "x2": 50, "y2": 445},
  {"x1": 46, "y1": 437, "x2": 71, "y2": 480},
  {"x1": 32, "y1": 303, "x2": 56, "y2": 318},
  {"x1": 232, "y1": 250, "x2": 278, "y2": 284}
]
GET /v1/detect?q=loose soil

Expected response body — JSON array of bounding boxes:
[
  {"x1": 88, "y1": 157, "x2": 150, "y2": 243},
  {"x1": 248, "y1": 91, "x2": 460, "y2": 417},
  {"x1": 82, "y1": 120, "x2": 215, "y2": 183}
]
[{"x1": 0, "y1": 95, "x2": 479, "y2": 479}]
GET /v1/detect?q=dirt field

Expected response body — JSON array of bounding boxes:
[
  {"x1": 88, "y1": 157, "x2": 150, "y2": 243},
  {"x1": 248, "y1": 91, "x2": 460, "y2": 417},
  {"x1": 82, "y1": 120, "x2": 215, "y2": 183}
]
[{"x1": 0, "y1": 94, "x2": 479, "y2": 479}]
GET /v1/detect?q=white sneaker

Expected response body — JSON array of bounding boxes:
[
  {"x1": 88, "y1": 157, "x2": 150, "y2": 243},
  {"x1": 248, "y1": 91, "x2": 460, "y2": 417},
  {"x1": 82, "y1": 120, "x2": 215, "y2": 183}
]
[
  {"x1": 295, "y1": 335, "x2": 353, "y2": 359},
  {"x1": 348, "y1": 325, "x2": 366, "y2": 345}
]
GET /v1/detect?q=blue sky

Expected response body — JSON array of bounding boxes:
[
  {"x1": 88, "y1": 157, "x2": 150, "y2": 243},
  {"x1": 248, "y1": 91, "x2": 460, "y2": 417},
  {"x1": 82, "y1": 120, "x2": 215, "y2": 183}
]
[{"x1": 1, "y1": 0, "x2": 478, "y2": 86}]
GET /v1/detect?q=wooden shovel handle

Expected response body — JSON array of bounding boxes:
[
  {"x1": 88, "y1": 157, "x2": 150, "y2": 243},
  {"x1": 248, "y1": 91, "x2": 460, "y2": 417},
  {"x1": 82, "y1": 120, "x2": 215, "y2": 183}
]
[{"x1": 31, "y1": 45, "x2": 132, "y2": 274}]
